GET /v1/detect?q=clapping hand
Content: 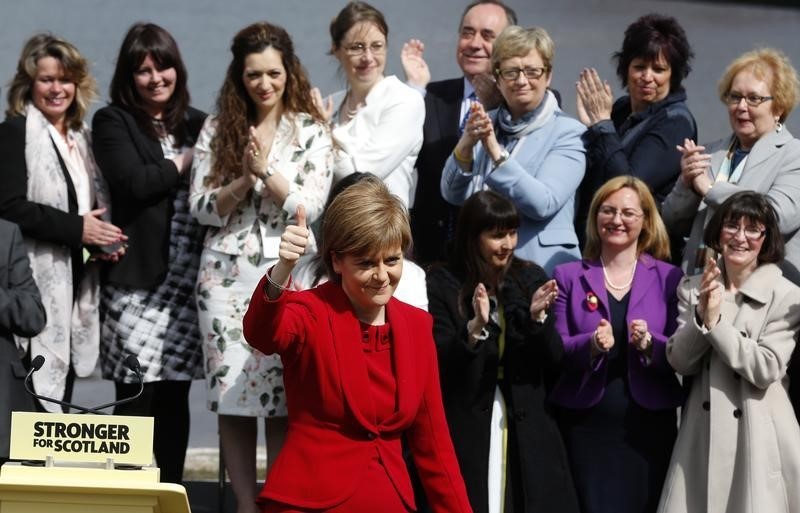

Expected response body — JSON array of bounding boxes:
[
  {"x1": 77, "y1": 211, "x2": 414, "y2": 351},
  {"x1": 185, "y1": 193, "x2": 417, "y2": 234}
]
[
  {"x1": 677, "y1": 138, "x2": 713, "y2": 196},
  {"x1": 629, "y1": 319, "x2": 651, "y2": 352},
  {"x1": 467, "y1": 282, "x2": 491, "y2": 346},
  {"x1": 401, "y1": 39, "x2": 430, "y2": 89},
  {"x1": 592, "y1": 318, "x2": 615, "y2": 356},
  {"x1": 697, "y1": 257, "x2": 722, "y2": 329},
  {"x1": 576, "y1": 68, "x2": 613, "y2": 126},
  {"x1": 530, "y1": 279, "x2": 558, "y2": 321},
  {"x1": 245, "y1": 126, "x2": 267, "y2": 184}
]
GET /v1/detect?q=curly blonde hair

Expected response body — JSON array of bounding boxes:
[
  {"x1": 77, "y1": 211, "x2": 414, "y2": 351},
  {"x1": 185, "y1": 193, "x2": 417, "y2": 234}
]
[
  {"x1": 207, "y1": 22, "x2": 323, "y2": 188},
  {"x1": 6, "y1": 33, "x2": 97, "y2": 130}
]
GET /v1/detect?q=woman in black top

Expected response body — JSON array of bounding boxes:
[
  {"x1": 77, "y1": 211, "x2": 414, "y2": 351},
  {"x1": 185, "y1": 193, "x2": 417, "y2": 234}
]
[
  {"x1": 91, "y1": 22, "x2": 207, "y2": 484},
  {"x1": 426, "y1": 190, "x2": 579, "y2": 513}
]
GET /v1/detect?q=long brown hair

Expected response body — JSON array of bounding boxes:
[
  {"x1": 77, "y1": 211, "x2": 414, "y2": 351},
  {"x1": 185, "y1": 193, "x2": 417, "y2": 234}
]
[
  {"x1": 109, "y1": 22, "x2": 191, "y2": 146},
  {"x1": 208, "y1": 22, "x2": 323, "y2": 187}
]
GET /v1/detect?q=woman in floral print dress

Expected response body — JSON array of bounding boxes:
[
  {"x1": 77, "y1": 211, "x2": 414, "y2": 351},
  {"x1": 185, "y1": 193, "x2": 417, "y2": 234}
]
[{"x1": 190, "y1": 22, "x2": 332, "y2": 513}]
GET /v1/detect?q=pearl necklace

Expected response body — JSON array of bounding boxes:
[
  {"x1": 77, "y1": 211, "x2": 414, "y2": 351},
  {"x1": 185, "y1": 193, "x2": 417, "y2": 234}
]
[
  {"x1": 343, "y1": 92, "x2": 365, "y2": 119},
  {"x1": 600, "y1": 256, "x2": 637, "y2": 291}
]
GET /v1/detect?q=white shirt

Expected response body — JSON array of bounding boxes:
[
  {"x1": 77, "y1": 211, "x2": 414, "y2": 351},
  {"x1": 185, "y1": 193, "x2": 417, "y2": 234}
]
[{"x1": 330, "y1": 75, "x2": 425, "y2": 208}]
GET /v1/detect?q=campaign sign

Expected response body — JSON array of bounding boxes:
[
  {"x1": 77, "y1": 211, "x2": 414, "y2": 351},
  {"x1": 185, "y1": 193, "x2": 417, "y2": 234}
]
[{"x1": 9, "y1": 412, "x2": 154, "y2": 465}]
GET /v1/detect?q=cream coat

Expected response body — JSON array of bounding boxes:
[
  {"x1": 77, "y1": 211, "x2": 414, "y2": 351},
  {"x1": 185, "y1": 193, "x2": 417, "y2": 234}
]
[{"x1": 659, "y1": 264, "x2": 800, "y2": 513}]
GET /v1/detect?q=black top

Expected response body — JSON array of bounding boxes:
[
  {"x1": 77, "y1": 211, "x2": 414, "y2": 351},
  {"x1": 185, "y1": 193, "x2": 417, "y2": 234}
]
[{"x1": 92, "y1": 104, "x2": 207, "y2": 289}]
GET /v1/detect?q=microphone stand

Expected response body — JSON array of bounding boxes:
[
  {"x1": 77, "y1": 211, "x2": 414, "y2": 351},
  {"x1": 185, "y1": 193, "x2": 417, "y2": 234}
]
[{"x1": 24, "y1": 355, "x2": 144, "y2": 414}]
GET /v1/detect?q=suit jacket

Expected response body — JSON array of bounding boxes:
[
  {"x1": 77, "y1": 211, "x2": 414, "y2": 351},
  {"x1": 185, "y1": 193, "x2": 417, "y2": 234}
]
[
  {"x1": 410, "y1": 77, "x2": 463, "y2": 265},
  {"x1": 550, "y1": 254, "x2": 685, "y2": 410},
  {"x1": 661, "y1": 127, "x2": 800, "y2": 283},
  {"x1": 427, "y1": 262, "x2": 579, "y2": 513},
  {"x1": 92, "y1": 105, "x2": 207, "y2": 289},
  {"x1": 0, "y1": 219, "x2": 45, "y2": 459},
  {"x1": 660, "y1": 264, "x2": 800, "y2": 513},
  {"x1": 243, "y1": 278, "x2": 471, "y2": 512}
]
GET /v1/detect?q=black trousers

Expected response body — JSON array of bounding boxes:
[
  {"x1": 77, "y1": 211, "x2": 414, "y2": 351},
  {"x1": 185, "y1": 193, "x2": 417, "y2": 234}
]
[{"x1": 114, "y1": 380, "x2": 192, "y2": 484}]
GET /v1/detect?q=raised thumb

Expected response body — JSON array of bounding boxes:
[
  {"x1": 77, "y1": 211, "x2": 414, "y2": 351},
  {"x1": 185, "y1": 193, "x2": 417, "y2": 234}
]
[{"x1": 296, "y1": 204, "x2": 307, "y2": 229}]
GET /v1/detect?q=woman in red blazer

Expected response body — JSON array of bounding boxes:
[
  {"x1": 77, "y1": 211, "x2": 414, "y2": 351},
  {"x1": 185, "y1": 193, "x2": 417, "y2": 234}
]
[{"x1": 243, "y1": 177, "x2": 472, "y2": 513}]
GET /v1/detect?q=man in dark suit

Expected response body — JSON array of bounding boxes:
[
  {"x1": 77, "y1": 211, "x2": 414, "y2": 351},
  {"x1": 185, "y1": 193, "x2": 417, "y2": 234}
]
[
  {"x1": 404, "y1": 0, "x2": 517, "y2": 266},
  {"x1": 0, "y1": 219, "x2": 45, "y2": 464}
]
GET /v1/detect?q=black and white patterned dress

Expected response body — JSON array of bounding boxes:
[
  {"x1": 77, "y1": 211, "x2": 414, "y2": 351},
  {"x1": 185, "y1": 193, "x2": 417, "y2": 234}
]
[{"x1": 100, "y1": 134, "x2": 204, "y2": 383}]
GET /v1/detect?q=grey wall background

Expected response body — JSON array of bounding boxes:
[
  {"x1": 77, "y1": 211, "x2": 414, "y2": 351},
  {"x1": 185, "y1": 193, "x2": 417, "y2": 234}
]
[{"x1": 2, "y1": 0, "x2": 800, "y2": 140}]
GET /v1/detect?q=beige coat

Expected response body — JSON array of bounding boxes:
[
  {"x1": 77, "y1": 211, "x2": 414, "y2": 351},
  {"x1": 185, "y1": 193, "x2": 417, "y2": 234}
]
[{"x1": 659, "y1": 264, "x2": 800, "y2": 513}]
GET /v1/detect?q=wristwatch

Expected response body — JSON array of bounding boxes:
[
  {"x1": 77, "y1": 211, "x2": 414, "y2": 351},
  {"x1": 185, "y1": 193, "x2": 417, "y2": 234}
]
[{"x1": 492, "y1": 148, "x2": 510, "y2": 168}]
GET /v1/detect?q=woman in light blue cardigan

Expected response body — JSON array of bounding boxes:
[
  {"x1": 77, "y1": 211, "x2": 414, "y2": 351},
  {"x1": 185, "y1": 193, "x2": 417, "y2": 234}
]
[{"x1": 441, "y1": 25, "x2": 585, "y2": 274}]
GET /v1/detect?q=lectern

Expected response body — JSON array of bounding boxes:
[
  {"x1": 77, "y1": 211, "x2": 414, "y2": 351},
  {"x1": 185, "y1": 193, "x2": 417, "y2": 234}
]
[{"x1": 0, "y1": 412, "x2": 190, "y2": 513}]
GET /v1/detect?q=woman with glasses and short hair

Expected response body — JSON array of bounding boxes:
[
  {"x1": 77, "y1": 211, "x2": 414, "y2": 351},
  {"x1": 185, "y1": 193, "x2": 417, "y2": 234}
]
[
  {"x1": 440, "y1": 25, "x2": 585, "y2": 275},
  {"x1": 313, "y1": 1, "x2": 424, "y2": 208},
  {"x1": 662, "y1": 48, "x2": 800, "y2": 284},
  {"x1": 551, "y1": 176, "x2": 684, "y2": 513},
  {"x1": 660, "y1": 191, "x2": 800, "y2": 513}
]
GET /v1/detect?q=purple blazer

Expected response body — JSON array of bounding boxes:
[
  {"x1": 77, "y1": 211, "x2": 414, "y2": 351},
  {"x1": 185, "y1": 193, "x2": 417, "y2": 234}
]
[{"x1": 549, "y1": 253, "x2": 684, "y2": 410}]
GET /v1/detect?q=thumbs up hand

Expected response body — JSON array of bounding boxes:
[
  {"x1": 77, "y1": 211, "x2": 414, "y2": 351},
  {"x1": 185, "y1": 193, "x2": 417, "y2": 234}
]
[{"x1": 279, "y1": 205, "x2": 309, "y2": 266}]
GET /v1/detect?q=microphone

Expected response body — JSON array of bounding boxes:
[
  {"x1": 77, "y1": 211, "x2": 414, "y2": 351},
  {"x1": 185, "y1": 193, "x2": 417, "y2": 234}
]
[
  {"x1": 25, "y1": 355, "x2": 145, "y2": 414},
  {"x1": 89, "y1": 355, "x2": 144, "y2": 412},
  {"x1": 24, "y1": 356, "x2": 97, "y2": 414}
]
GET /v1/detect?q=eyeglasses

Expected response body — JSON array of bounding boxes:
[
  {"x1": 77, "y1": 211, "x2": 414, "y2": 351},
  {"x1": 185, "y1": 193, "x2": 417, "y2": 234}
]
[
  {"x1": 721, "y1": 222, "x2": 766, "y2": 240},
  {"x1": 497, "y1": 66, "x2": 549, "y2": 81},
  {"x1": 724, "y1": 92, "x2": 773, "y2": 107},
  {"x1": 343, "y1": 41, "x2": 386, "y2": 56},
  {"x1": 597, "y1": 206, "x2": 644, "y2": 222}
]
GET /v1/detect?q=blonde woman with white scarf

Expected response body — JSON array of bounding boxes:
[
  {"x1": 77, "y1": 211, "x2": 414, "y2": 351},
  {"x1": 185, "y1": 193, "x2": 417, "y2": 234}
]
[{"x1": 0, "y1": 34, "x2": 125, "y2": 412}]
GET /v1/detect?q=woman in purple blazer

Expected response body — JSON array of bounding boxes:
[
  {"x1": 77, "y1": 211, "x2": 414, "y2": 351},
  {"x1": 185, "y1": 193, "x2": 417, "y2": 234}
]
[{"x1": 551, "y1": 175, "x2": 683, "y2": 513}]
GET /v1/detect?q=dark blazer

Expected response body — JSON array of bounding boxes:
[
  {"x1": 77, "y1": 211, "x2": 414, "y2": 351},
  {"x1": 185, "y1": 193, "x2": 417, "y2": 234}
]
[
  {"x1": 0, "y1": 219, "x2": 45, "y2": 459},
  {"x1": 92, "y1": 105, "x2": 206, "y2": 289},
  {"x1": 550, "y1": 254, "x2": 685, "y2": 410},
  {"x1": 0, "y1": 116, "x2": 84, "y2": 290},
  {"x1": 243, "y1": 278, "x2": 471, "y2": 513},
  {"x1": 0, "y1": 116, "x2": 84, "y2": 263},
  {"x1": 427, "y1": 261, "x2": 579, "y2": 513},
  {"x1": 410, "y1": 78, "x2": 463, "y2": 266}
]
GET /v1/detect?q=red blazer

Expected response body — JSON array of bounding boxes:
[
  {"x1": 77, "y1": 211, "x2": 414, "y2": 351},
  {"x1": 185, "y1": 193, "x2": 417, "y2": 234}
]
[{"x1": 243, "y1": 277, "x2": 472, "y2": 512}]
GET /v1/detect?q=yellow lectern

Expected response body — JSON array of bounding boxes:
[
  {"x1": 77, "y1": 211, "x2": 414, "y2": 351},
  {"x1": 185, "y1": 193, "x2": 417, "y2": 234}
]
[{"x1": 0, "y1": 412, "x2": 190, "y2": 513}]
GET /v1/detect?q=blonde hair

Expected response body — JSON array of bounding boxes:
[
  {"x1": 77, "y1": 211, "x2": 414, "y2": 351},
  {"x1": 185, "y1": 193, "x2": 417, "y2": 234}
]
[
  {"x1": 491, "y1": 25, "x2": 554, "y2": 75},
  {"x1": 583, "y1": 176, "x2": 670, "y2": 261},
  {"x1": 717, "y1": 47, "x2": 799, "y2": 123},
  {"x1": 6, "y1": 33, "x2": 97, "y2": 130},
  {"x1": 321, "y1": 176, "x2": 411, "y2": 279}
]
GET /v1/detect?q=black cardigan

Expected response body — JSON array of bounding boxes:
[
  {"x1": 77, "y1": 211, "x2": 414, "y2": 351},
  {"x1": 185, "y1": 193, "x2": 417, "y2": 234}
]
[
  {"x1": 91, "y1": 105, "x2": 207, "y2": 289},
  {"x1": 426, "y1": 261, "x2": 580, "y2": 513}
]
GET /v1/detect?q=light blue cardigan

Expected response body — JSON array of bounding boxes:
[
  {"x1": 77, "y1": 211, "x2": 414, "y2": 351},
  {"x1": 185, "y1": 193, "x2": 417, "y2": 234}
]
[{"x1": 440, "y1": 108, "x2": 586, "y2": 274}]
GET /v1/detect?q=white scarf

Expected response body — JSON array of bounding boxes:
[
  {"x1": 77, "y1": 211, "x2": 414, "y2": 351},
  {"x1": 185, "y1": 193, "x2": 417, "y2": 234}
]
[{"x1": 16, "y1": 103, "x2": 104, "y2": 412}]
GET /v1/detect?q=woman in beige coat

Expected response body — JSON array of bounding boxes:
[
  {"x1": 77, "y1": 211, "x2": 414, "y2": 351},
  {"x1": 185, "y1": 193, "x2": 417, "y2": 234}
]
[{"x1": 660, "y1": 191, "x2": 800, "y2": 513}]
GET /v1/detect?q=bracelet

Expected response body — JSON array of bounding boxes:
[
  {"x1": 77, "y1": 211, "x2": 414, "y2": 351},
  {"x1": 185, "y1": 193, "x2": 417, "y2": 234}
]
[
  {"x1": 266, "y1": 271, "x2": 289, "y2": 292},
  {"x1": 229, "y1": 184, "x2": 245, "y2": 202},
  {"x1": 533, "y1": 311, "x2": 548, "y2": 324},
  {"x1": 453, "y1": 147, "x2": 473, "y2": 163}
]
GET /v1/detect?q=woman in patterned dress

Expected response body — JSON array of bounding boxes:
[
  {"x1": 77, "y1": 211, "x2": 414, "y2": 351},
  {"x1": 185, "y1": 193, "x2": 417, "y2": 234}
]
[
  {"x1": 190, "y1": 22, "x2": 333, "y2": 513},
  {"x1": 92, "y1": 23, "x2": 207, "y2": 484}
]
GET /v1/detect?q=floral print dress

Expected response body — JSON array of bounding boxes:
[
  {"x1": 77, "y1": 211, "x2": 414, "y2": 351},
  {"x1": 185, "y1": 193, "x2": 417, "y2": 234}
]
[{"x1": 190, "y1": 112, "x2": 332, "y2": 416}]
